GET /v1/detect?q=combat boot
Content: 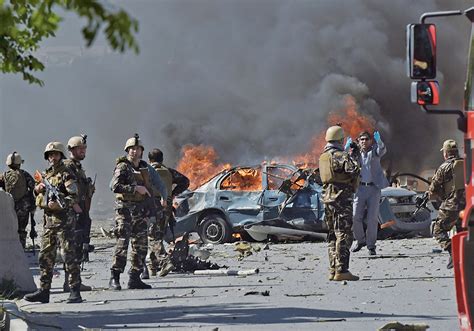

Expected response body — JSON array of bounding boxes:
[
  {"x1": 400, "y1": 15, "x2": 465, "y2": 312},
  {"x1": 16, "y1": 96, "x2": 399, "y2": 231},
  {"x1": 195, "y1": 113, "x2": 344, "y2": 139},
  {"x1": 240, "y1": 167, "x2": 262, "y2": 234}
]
[
  {"x1": 66, "y1": 287, "x2": 83, "y2": 303},
  {"x1": 109, "y1": 270, "x2": 122, "y2": 291},
  {"x1": 447, "y1": 255, "x2": 454, "y2": 269},
  {"x1": 333, "y1": 271, "x2": 359, "y2": 281},
  {"x1": 128, "y1": 270, "x2": 152, "y2": 289},
  {"x1": 24, "y1": 289, "x2": 50, "y2": 303},
  {"x1": 63, "y1": 272, "x2": 92, "y2": 292},
  {"x1": 141, "y1": 266, "x2": 150, "y2": 279},
  {"x1": 328, "y1": 270, "x2": 335, "y2": 281}
]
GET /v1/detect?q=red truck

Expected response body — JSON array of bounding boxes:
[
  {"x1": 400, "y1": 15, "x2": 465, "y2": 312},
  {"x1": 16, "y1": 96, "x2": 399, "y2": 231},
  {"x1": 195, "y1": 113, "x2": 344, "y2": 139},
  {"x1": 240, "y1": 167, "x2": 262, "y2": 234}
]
[{"x1": 407, "y1": 8, "x2": 474, "y2": 330}]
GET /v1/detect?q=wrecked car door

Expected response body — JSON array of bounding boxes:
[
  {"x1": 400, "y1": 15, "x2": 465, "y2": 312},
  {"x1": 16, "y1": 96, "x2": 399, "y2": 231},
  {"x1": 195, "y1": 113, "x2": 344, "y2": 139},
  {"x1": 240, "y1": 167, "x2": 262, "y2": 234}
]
[
  {"x1": 216, "y1": 166, "x2": 264, "y2": 226},
  {"x1": 261, "y1": 165, "x2": 294, "y2": 219},
  {"x1": 262, "y1": 165, "x2": 323, "y2": 231}
]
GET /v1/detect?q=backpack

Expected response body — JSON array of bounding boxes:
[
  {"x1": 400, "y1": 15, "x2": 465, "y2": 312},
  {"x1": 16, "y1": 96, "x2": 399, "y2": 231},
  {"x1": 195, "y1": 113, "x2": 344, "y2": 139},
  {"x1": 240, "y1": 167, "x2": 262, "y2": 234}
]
[{"x1": 4, "y1": 169, "x2": 27, "y2": 201}]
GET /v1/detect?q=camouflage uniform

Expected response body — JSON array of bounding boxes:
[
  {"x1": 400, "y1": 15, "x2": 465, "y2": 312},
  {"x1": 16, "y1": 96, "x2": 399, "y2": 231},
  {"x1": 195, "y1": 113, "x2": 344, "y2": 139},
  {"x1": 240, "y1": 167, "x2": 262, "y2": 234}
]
[
  {"x1": 428, "y1": 156, "x2": 465, "y2": 253},
  {"x1": 64, "y1": 159, "x2": 94, "y2": 261},
  {"x1": 148, "y1": 162, "x2": 189, "y2": 272},
  {"x1": 110, "y1": 157, "x2": 151, "y2": 274},
  {"x1": 319, "y1": 143, "x2": 360, "y2": 275},
  {"x1": 0, "y1": 169, "x2": 35, "y2": 248},
  {"x1": 36, "y1": 161, "x2": 81, "y2": 291}
]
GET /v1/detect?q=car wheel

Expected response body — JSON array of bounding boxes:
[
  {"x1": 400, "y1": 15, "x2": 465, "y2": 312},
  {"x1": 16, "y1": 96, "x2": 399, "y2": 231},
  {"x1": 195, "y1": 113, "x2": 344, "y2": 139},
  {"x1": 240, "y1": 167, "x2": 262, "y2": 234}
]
[{"x1": 198, "y1": 214, "x2": 232, "y2": 244}]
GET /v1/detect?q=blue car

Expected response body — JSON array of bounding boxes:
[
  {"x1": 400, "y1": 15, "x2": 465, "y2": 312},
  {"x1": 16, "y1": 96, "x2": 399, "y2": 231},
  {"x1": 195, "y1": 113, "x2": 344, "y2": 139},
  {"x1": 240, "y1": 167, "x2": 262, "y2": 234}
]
[{"x1": 168, "y1": 164, "x2": 436, "y2": 244}]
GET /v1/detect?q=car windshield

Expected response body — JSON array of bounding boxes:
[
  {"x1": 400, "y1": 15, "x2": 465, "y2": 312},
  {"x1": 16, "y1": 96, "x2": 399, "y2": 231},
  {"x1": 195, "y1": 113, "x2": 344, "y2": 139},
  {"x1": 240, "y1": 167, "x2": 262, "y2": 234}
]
[{"x1": 219, "y1": 167, "x2": 262, "y2": 191}]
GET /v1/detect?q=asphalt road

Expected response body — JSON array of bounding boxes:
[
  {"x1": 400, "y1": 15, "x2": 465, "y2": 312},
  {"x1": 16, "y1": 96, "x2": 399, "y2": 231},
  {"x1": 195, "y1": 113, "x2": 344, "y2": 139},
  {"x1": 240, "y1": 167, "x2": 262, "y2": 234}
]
[{"x1": 16, "y1": 224, "x2": 458, "y2": 330}]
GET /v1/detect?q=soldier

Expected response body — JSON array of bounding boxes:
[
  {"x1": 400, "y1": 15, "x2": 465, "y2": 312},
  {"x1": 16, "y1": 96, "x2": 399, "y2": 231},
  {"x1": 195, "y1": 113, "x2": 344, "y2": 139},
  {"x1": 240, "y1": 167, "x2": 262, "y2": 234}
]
[
  {"x1": 0, "y1": 152, "x2": 35, "y2": 248},
  {"x1": 63, "y1": 135, "x2": 95, "y2": 292},
  {"x1": 319, "y1": 126, "x2": 361, "y2": 281},
  {"x1": 146, "y1": 148, "x2": 190, "y2": 276},
  {"x1": 109, "y1": 134, "x2": 154, "y2": 290},
  {"x1": 428, "y1": 139, "x2": 465, "y2": 269},
  {"x1": 24, "y1": 142, "x2": 83, "y2": 303}
]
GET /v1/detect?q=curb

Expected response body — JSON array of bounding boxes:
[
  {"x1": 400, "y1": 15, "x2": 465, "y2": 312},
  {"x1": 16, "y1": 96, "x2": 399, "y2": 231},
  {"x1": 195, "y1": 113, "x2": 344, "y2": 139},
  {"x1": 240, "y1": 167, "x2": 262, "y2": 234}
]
[{"x1": 1, "y1": 300, "x2": 29, "y2": 331}]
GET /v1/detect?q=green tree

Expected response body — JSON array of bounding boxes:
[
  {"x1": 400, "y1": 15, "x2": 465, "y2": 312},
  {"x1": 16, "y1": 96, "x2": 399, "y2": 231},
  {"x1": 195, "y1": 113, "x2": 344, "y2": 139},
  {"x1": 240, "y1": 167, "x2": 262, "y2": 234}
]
[{"x1": 0, "y1": 0, "x2": 139, "y2": 86}]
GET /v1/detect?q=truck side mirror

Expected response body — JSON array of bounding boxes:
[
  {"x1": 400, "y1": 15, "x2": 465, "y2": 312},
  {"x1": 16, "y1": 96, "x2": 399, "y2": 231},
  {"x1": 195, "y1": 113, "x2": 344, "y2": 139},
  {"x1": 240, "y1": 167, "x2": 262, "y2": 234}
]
[
  {"x1": 411, "y1": 81, "x2": 440, "y2": 105},
  {"x1": 406, "y1": 23, "x2": 437, "y2": 79}
]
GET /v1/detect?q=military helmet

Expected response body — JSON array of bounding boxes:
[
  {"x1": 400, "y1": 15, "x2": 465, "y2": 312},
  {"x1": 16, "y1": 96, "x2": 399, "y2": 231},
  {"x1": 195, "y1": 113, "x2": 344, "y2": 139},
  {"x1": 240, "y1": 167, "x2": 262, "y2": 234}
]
[
  {"x1": 6, "y1": 151, "x2": 24, "y2": 166},
  {"x1": 44, "y1": 141, "x2": 66, "y2": 160},
  {"x1": 124, "y1": 133, "x2": 144, "y2": 152},
  {"x1": 325, "y1": 125, "x2": 345, "y2": 142},
  {"x1": 67, "y1": 135, "x2": 87, "y2": 150},
  {"x1": 440, "y1": 139, "x2": 458, "y2": 152}
]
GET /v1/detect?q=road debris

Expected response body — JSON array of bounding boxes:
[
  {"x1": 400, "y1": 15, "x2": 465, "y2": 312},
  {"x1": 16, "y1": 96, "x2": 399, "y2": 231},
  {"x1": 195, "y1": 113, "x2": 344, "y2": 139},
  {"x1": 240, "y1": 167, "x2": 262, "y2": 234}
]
[
  {"x1": 194, "y1": 268, "x2": 259, "y2": 276},
  {"x1": 244, "y1": 290, "x2": 270, "y2": 296},
  {"x1": 377, "y1": 321, "x2": 429, "y2": 330},
  {"x1": 284, "y1": 293, "x2": 324, "y2": 297}
]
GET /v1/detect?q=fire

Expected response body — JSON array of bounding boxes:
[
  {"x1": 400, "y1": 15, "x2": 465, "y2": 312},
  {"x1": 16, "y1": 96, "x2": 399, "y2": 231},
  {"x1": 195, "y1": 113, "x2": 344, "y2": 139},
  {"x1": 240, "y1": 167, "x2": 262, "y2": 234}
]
[
  {"x1": 220, "y1": 168, "x2": 262, "y2": 191},
  {"x1": 176, "y1": 144, "x2": 230, "y2": 190},
  {"x1": 293, "y1": 95, "x2": 375, "y2": 167},
  {"x1": 177, "y1": 95, "x2": 376, "y2": 189}
]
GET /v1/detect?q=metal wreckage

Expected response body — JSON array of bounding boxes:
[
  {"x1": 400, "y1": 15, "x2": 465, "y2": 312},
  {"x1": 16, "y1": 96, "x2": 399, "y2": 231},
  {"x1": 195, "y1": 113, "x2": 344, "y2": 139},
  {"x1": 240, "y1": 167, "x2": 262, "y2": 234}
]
[{"x1": 164, "y1": 163, "x2": 438, "y2": 245}]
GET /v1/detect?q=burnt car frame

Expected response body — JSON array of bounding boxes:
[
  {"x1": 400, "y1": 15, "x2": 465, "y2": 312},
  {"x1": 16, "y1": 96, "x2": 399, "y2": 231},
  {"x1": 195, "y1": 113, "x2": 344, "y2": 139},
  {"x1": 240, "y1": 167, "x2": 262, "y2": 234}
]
[{"x1": 167, "y1": 164, "x2": 437, "y2": 244}]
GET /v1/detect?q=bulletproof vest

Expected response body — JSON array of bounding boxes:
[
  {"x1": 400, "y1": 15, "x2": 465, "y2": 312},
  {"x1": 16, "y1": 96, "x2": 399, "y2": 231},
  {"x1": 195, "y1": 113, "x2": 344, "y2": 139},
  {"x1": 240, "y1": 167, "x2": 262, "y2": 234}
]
[
  {"x1": 116, "y1": 164, "x2": 149, "y2": 202},
  {"x1": 444, "y1": 158, "x2": 464, "y2": 196},
  {"x1": 319, "y1": 150, "x2": 354, "y2": 186},
  {"x1": 65, "y1": 159, "x2": 88, "y2": 201},
  {"x1": 153, "y1": 164, "x2": 173, "y2": 197},
  {"x1": 4, "y1": 169, "x2": 27, "y2": 201},
  {"x1": 36, "y1": 162, "x2": 68, "y2": 211}
]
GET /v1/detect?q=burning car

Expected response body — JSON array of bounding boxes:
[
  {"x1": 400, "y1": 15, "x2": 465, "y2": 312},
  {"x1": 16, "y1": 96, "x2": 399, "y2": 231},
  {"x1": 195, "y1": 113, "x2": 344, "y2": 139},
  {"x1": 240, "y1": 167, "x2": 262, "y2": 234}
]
[{"x1": 166, "y1": 164, "x2": 437, "y2": 244}]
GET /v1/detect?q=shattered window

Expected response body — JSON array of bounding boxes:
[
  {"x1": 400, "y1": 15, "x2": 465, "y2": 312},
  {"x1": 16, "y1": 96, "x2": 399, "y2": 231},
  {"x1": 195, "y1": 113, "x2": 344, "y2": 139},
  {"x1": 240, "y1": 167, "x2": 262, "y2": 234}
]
[
  {"x1": 266, "y1": 167, "x2": 294, "y2": 190},
  {"x1": 220, "y1": 167, "x2": 262, "y2": 191}
]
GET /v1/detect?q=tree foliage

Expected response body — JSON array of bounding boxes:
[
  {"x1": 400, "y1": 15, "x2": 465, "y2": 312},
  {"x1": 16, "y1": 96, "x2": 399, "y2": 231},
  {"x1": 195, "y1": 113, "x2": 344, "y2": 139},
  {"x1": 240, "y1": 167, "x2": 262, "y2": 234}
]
[{"x1": 0, "y1": 0, "x2": 139, "y2": 85}]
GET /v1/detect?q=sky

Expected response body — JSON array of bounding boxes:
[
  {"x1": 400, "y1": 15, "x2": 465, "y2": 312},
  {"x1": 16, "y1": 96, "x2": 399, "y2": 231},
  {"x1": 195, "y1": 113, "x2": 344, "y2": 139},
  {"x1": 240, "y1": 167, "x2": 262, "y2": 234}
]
[{"x1": 0, "y1": 0, "x2": 471, "y2": 216}]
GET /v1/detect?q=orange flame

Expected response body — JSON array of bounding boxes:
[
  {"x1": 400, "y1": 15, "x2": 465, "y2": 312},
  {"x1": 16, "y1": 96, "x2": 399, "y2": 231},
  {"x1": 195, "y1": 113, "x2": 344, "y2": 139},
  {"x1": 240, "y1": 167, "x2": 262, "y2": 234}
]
[
  {"x1": 177, "y1": 95, "x2": 376, "y2": 189},
  {"x1": 293, "y1": 95, "x2": 375, "y2": 167},
  {"x1": 176, "y1": 145, "x2": 230, "y2": 190}
]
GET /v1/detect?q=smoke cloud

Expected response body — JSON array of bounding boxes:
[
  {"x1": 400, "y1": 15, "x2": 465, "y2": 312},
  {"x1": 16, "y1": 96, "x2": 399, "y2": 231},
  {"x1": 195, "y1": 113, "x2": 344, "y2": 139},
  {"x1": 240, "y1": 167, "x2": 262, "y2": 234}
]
[{"x1": 0, "y1": 0, "x2": 471, "y2": 216}]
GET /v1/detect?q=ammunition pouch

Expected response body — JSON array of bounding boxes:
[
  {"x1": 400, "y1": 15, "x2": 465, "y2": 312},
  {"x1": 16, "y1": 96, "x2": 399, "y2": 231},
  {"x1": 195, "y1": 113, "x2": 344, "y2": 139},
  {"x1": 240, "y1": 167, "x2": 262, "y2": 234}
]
[
  {"x1": 115, "y1": 167, "x2": 149, "y2": 202},
  {"x1": 115, "y1": 192, "x2": 146, "y2": 202}
]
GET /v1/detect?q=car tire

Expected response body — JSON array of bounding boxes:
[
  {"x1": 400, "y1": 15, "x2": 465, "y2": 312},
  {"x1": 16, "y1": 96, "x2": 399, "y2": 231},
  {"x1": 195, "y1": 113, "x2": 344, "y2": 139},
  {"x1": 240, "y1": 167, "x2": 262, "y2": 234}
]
[{"x1": 198, "y1": 214, "x2": 233, "y2": 244}]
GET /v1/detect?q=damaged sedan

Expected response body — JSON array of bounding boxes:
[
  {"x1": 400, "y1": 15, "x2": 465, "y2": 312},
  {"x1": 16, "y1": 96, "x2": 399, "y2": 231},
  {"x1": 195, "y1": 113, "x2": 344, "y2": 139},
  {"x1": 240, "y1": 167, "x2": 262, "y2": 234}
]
[{"x1": 167, "y1": 164, "x2": 437, "y2": 244}]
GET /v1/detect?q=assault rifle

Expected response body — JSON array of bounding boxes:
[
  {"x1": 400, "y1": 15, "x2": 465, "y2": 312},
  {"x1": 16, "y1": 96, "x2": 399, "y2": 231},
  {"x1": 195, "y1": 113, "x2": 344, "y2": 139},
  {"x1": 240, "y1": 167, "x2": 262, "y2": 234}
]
[
  {"x1": 29, "y1": 212, "x2": 37, "y2": 255},
  {"x1": 34, "y1": 170, "x2": 65, "y2": 209},
  {"x1": 413, "y1": 192, "x2": 430, "y2": 217}
]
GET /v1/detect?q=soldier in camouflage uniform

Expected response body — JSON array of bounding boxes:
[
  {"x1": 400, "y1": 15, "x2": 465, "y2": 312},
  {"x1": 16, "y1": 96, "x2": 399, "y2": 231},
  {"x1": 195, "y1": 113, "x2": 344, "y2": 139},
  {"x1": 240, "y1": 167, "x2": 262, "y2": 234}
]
[
  {"x1": 146, "y1": 148, "x2": 190, "y2": 276},
  {"x1": 109, "y1": 134, "x2": 154, "y2": 290},
  {"x1": 428, "y1": 139, "x2": 465, "y2": 269},
  {"x1": 319, "y1": 126, "x2": 361, "y2": 281},
  {"x1": 63, "y1": 135, "x2": 95, "y2": 292},
  {"x1": 24, "y1": 142, "x2": 83, "y2": 304},
  {"x1": 0, "y1": 152, "x2": 35, "y2": 248}
]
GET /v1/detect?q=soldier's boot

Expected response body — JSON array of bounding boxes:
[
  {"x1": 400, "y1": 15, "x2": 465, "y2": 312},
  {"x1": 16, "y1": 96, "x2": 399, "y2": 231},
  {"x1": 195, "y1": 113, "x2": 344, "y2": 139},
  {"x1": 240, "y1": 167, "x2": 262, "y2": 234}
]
[
  {"x1": 19, "y1": 237, "x2": 27, "y2": 249},
  {"x1": 333, "y1": 271, "x2": 359, "y2": 281},
  {"x1": 128, "y1": 270, "x2": 152, "y2": 289},
  {"x1": 141, "y1": 258, "x2": 150, "y2": 279},
  {"x1": 66, "y1": 287, "x2": 83, "y2": 303},
  {"x1": 447, "y1": 254, "x2": 454, "y2": 269},
  {"x1": 328, "y1": 270, "x2": 335, "y2": 281},
  {"x1": 63, "y1": 271, "x2": 92, "y2": 292},
  {"x1": 109, "y1": 270, "x2": 122, "y2": 291},
  {"x1": 24, "y1": 289, "x2": 50, "y2": 303}
]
